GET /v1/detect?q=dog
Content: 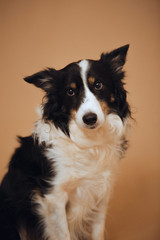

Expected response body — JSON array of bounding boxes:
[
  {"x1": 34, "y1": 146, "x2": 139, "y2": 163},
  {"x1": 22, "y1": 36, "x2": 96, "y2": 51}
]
[{"x1": 0, "y1": 45, "x2": 131, "y2": 240}]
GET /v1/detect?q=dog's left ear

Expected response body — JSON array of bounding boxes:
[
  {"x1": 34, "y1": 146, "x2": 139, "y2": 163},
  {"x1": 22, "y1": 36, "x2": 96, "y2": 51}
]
[
  {"x1": 101, "y1": 44, "x2": 129, "y2": 72},
  {"x1": 24, "y1": 68, "x2": 56, "y2": 92}
]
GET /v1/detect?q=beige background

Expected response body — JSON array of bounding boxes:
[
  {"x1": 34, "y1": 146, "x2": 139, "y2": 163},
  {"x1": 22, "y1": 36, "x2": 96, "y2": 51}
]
[{"x1": 0, "y1": 0, "x2": 160, "y2": 239}]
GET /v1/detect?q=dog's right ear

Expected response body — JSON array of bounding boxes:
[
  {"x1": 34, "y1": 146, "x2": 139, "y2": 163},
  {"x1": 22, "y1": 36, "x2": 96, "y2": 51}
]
[{"x1": 24, "y1": 68, "x2": 56, "y2": 92}]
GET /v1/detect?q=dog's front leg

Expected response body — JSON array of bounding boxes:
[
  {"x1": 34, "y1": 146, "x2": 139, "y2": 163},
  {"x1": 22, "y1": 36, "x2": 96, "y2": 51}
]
[
  {"x1": 35, "y1": 190, "x2": 71, "y2": 240},
  {"x1": 91, "y1": 197, "x2": 109, "y2": 240}
]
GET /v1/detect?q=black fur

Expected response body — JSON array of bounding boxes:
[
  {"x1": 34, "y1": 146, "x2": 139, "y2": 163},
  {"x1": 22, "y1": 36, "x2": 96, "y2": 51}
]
[
  {"x1": 0, "y1": 45, "x2": 130, "y2": 239},
  {"x1": 0, "y1": 136, "x2": 55, "y2": 240}
]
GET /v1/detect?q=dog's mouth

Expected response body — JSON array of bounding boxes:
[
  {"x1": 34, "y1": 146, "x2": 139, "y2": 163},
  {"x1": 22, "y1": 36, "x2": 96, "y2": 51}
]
[
  {"x1": 84, "y1": 123, "x2": 99, "y2": 130},
  {"x1": 88, "y1": 125, "x2": 96, "y2": 129}
]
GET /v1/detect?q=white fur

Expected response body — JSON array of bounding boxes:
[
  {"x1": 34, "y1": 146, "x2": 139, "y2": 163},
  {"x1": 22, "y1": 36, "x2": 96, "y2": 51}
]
[
  {"x1": 76, "y1": 60, "x2": 105, "y2": 129},
  {"x1": 32, "y1": 109, "x2": 129, "y2": 240},
  {"x1": 78, "y1": 60, "x2": 89, "y2": 82}
]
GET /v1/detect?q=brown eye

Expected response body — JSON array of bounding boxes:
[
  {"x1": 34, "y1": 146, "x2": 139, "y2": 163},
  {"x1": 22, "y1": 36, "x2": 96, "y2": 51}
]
[
  {"x1": 67, "y1": 88, "x2": 75, "y2": 96},
  {"x1": 95, "y1": 82, "x2": 103, "y2": 90}
]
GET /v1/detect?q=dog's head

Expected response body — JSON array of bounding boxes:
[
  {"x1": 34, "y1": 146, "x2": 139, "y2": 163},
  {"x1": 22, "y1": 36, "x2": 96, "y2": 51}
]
[{"x1": 24, "y1": 45, "x2": 130, "y2": 136}]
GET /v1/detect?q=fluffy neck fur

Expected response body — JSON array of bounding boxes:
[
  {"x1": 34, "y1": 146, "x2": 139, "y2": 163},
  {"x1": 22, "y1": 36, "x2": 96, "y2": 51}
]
[
  {"x1": 32, "y1": 113, "x2": 129, "y2": 240},
  {"x1": 33, "y1": 112, "x2": 129, "y2": 167}
]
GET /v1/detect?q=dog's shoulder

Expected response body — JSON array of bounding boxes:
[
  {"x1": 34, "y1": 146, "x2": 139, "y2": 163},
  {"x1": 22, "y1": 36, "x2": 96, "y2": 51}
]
[{"x1": 1, "y1": 135, "x2": 55, "y2": 197}]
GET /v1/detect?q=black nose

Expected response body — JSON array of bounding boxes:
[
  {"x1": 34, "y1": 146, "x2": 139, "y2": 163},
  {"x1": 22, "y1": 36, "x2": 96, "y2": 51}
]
[{"x1": 83, "y1": 113, "x2": 97, "y2": 126}]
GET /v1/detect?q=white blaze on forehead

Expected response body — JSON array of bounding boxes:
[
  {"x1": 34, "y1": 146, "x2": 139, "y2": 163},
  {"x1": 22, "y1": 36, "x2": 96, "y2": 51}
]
[
  {"x1": 78, "y1": 60, "x2": 89, "y2": 83},
  {"x1": 77, "y1": 60, "x2": 105, "y2": 129},
  {"x1": 78, "y1": 59, "x2": 92, "y2": 103}
]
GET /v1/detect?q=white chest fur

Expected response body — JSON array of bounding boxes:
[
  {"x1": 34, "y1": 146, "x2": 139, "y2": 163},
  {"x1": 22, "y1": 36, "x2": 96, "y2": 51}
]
[
  {"x1": 33, "y1": 114, "x2": 129, "y2": 240},
  {"x1": 46, "y1": 135, "x2": 114, "y2": 239}
]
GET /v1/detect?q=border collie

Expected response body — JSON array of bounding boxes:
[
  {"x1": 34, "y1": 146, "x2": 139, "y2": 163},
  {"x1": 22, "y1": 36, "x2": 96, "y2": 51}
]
[{"x1": 0, "y1": 45, "x2": 131, "y2": 240}]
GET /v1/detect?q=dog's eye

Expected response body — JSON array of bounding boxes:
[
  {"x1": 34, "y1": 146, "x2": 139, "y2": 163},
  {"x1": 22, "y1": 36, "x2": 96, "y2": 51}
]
[
  {"x1": 94, "y1": 82, "x2": 103, "y2": 90},
  {"x1": 67, "y1": 88, "x2": 75, "y2": 96}
]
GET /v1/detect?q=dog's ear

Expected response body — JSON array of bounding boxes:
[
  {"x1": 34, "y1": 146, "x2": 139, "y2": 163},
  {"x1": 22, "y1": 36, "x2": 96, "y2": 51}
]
[
  {"x1": 101, "y1": 44, "x2": 129, "y2": 72},
  {"x1": 24, "y1": 68, "x2": 56, "y2": 92}
]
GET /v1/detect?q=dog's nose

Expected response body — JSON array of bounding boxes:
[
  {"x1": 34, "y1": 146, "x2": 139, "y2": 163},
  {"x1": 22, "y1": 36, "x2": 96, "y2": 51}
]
[{"x1": 83, "y1": 113, "x2": 97, "y2": 126}]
